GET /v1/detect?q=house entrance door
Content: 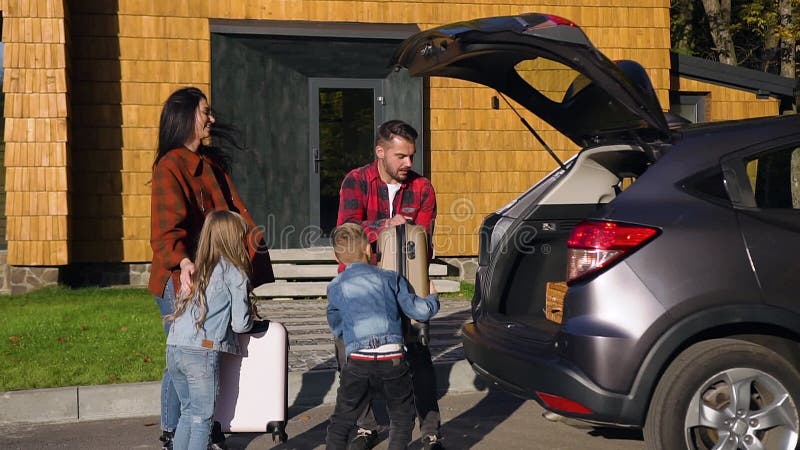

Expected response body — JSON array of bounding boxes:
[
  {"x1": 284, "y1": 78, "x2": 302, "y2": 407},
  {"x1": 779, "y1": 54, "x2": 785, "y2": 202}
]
[{"x1": 309, "y1": 78, "x2": 384, "y2": 245}]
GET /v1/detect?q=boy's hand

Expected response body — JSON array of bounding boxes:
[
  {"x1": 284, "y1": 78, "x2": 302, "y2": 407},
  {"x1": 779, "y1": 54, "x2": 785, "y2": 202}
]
[{"x1": 429, "y1": 280, "x2": 438, "y2": 295}]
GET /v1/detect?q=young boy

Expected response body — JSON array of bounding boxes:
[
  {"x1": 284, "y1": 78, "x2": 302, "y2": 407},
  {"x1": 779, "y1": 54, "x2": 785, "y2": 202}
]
[{"x1": 325, "y1": 223, "x2": 440, "y2": 450}]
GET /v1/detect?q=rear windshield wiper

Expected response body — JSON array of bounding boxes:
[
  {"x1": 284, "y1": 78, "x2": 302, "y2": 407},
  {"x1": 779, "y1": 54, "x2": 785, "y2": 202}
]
[{"x1": 497, "y1": 92, "x2": 566, "y2": 171}]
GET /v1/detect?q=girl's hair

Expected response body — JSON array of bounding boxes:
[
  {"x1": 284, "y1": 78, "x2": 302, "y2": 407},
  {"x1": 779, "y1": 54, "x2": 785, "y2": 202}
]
[
  {"x1": 153, "y1": 86, "x2": 243, "y2": 173},
  {"x1": 168, "y1": 210, "x2": 253, "y2": 330},
  {"x1": 332, "y1": 223, "x2": 370, "y2": 264}
]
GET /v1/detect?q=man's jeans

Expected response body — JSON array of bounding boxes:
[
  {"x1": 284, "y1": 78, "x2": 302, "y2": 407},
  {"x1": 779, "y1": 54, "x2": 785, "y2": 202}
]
[
  {"x1": 336, "y1": 340, "x2": 441, "y2": 437},
  {"x1": 326, "y1": 357, "x2": 415, "y2": 450},
  {"x1": 155, "y1": 278, "x2": 180, "y2": 432},
  {"x1": 167, "y1": 345, "x2": 220, "y2": 450}
]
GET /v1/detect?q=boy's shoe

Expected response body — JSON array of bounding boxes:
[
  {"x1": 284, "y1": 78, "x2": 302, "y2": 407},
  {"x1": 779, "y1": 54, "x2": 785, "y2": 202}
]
[
  {"x1": 349, "y1": 428, "x2": 379, "y2": 450},
  {"x1": 159, "y1": 430, "x2": 174, "y2": 450},
  {"x1": 210, "y1": 421, "x2": 227, "y2": 450},
  {"x1": 422, "y1": 434, "x2": 445, "y2": 450}
]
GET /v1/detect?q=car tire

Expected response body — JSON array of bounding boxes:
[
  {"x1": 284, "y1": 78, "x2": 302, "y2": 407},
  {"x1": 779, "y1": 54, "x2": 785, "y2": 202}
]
[{"x1": 644, "y1": 338, "x2": 800, "y2": 450}]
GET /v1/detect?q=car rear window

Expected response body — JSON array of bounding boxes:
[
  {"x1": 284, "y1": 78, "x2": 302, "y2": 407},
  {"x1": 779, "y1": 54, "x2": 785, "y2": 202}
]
[
  {"x1": 745, "y1": 146, "x2": 800, "y2": 209},
  {"x1": 682, "y1": 169, "x2": 730, "y2": 204}
]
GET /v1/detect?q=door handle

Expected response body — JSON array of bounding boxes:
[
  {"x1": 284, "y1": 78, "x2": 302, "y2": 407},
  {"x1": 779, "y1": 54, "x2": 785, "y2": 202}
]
[{"x1": 313, "y1": 147, "x2": 324, "y2": 174}]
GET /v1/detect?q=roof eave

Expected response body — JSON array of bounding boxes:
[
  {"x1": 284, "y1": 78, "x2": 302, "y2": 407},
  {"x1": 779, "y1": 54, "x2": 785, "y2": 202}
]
[{"x1": 671, "y1": 52, "x2": 799, "y2": 99}]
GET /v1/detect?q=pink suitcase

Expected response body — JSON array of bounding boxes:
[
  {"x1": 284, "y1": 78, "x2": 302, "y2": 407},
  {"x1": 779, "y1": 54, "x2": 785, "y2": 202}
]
[{"x1": 214, "y1": 320, "x2": 289, "y2": 443}]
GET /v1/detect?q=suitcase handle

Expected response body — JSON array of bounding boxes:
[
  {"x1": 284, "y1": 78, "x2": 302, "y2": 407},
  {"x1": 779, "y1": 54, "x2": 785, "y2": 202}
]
[{"x1": 247, "y1": 320, "x2": 271, "y2": 334}]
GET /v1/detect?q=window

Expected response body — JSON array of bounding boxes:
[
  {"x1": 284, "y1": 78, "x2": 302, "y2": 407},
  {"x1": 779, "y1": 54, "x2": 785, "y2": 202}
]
[
  {"x1": 745, "y1": 146, "x2": 800, "y2": 209},
  {"x1": 670, "y1": 94, "x2": 706, "y2": 123}
]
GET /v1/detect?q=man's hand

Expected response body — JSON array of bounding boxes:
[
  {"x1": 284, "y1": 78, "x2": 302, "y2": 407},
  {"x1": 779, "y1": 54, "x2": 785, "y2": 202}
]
[
  {"x1": 386, "y1": 214, "x2": 410, "y2": 227},
  {"x1": 179, "y1": 257, "x2": 195, "y2": 296},
  {"x1": 429, "y1": 280, "x2": 438, "y2": 295}
]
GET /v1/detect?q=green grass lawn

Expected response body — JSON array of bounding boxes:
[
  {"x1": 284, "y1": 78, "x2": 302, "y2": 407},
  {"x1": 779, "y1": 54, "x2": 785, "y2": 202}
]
[
  {"x1": 0, "y1": 286, "x2": 165, "y2": 392},
  {"x1": 0, "y1": 281, "x2": 475, "y2": 392},
  {"x1": 454, "y1": 280, "x2": 475, "y2": 300}
]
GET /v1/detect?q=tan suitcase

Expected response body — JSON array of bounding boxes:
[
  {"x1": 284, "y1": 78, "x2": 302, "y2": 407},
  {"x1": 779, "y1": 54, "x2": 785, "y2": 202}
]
[{"x1": 377, "y1": 223, "x2": 431, "y2": 345}]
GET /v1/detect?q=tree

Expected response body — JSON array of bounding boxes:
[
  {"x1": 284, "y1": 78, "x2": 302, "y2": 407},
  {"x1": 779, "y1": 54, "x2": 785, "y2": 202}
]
[
  {"x1": 672, "y1": 0, "x2": 800, "y2": 77},
  {"x1": 700, "y1": 0, "x2": 738, "y2": 64},
  {"x1": 779, "y1": 0, "x2": 795, "y2": 77}
]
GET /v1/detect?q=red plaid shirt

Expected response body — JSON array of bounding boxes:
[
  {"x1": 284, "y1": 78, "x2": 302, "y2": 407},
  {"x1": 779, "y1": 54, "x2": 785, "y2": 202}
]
[
  {"x1": 149, "y1": 146, "x2": 274, "y2": 297},
  {"x1": 336, "y1": 160, "x2": 436, "y2": 247}
]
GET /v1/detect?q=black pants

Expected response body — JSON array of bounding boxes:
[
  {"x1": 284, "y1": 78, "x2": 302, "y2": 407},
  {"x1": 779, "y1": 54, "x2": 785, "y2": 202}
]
[
  {"x1": 335, "y1": 340, "x2": 441, "y2": 437},
  {"x1": 326, "y1": 357, "x2": 415, "y2": 450}
]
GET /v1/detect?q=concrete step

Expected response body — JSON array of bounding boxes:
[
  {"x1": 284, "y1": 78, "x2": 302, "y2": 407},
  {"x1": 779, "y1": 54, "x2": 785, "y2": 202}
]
[
  {"x1": 253, "y1": 278, "x2": 461, "y2": 298},
  {"x1": 272, "y1": 263, "x2": 448, "y2": 279},
  {"x1": 269, "y1": 247, "x2": 335, "y2": 263}
]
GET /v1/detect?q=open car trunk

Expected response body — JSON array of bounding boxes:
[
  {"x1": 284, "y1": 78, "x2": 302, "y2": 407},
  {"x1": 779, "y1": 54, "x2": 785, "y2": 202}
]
[{"x1": 475, "y1": 144, "x2": 650, "y2": 336}]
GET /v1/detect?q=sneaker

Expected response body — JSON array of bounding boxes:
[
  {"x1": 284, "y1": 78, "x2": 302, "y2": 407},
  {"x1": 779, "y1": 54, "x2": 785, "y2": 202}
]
[
  {"x1": 159, "y1": 430, "x2": 174, "y2": 450},
  {"x1": 207, "y1": 443, "x2": 227, "y2": 450},
  {"x1": 349, "y1": 428, "x2": 379, "y2": 450},
  {"x1": 422, "y1": 434, "x2": 445, "y2": 450}
]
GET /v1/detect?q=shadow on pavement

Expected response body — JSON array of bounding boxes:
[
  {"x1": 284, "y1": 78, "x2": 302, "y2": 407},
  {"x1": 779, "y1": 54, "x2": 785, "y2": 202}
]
[
  {"x1": 233, "y1": 307, "x2": 477, "y2": 448},
  {"x1": 589, "y1": 427, "x2": 644, "y2": 441}
]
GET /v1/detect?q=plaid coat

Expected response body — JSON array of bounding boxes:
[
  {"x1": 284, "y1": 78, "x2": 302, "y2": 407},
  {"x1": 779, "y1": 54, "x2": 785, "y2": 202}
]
[{"x1": 149, "y1": 146, "x2": 274, "y2": 298}]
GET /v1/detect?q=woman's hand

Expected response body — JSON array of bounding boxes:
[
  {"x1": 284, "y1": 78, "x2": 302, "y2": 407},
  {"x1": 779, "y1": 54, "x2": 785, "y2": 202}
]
[{"x1": 179, "y1": 258, "x2": 195, "y2": 296}]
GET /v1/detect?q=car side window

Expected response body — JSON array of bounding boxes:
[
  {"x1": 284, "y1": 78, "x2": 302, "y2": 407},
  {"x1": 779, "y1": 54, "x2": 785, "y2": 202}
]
[{"x1": 744, "y1": 146, "x2": 800, "y2": 209}]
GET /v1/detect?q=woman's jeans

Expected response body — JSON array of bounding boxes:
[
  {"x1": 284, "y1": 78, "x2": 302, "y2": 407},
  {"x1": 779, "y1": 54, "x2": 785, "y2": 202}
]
[
  {"x1": 166, "y1": 345, "x2": 220, "y2": 450},
  {"x1": 325, "y1": 357, "x2": 415, "y2": 450},
  {"x1": 155, "y1": 278, "x2": 180, "y2": 433}
]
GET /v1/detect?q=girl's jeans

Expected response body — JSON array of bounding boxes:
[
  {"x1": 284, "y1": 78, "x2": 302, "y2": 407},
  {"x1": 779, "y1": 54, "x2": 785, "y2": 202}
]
[
  {"x1": 167, "y1": 345, "x2": 221, "y2": 450},
  {"x1": 155, "y1": 277, "x2": 180, "y2": 432}
]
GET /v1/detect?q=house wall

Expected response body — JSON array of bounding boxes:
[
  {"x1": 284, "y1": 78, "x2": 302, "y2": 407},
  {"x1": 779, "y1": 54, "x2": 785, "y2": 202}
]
[
  {"x1": 3, "y1": 0, "x2": 676, "y2": 266},
  {"x1": 674, "y1": 77, "x2": 780, "y2": 121},
  {"x1": 2, "y1": 0, "x2": 71, "y2": 266}
]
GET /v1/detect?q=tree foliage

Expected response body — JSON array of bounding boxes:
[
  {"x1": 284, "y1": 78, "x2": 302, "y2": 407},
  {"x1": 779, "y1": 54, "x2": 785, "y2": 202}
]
[{"x1": 672, "y1": 0, "x2": 800, "y2": 76}]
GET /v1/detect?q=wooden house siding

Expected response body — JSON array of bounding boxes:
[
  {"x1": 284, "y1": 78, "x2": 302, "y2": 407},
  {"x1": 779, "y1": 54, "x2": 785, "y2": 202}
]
[
  {"x1": 2, "y1": 0, "x2": 70, "y2": 265},
  {"x1": 674, "y1": 76, "x2": 780, "y2": 121},
  {"x1": 7, "y1": 0, "x2": 779, "y2": 265}
]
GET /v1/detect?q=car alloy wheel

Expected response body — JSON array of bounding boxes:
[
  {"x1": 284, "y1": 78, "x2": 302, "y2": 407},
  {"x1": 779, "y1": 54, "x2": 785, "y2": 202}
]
[{"x1": 645, "y1": 338, "x2": 800, "y2": 450}]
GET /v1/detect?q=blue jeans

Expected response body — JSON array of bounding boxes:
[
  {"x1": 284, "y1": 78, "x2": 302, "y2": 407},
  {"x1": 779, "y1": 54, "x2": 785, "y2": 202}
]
[
  {"x1": 326, "y1": 357, "x2": 415, "y2": 450},
  {"x1": 167, "y1": 345, "x2": 220, "y2": 450},
  {"x1": 155, "y1": 278, "x2": 180, "y2": 432}
]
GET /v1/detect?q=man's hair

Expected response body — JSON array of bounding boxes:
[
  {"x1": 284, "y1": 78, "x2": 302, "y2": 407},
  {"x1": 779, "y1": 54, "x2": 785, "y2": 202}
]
[
  {"x1": 332, "y1": 223, "x2": 370, "y2": 265},
  {"x1": 376, "y1": 120, "x2": 418, "y2": 147}
]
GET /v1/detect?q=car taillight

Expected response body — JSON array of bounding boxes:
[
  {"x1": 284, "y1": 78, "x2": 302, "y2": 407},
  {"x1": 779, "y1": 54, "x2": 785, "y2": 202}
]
[
  {"x1": 527, "y1": 14, "x2": 578, "y2": 30},
  {"x1": 536, "y1": 392, "x2": 593, "y2": 415},
  {"x1": 566, "y1": 220, "x2": 659, "y2": 283}
]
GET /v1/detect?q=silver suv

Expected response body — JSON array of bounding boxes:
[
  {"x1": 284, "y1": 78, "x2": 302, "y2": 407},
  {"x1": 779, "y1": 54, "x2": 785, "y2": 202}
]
[{"x1": 393, "y1": 13, "x2": 800, "y2": 450}]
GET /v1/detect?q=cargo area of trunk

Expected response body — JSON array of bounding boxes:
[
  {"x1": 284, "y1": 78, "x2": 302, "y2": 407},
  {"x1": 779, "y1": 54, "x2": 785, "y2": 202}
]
[{"x1": 476, "y1": 144, "x2": 652, "y2": 328}]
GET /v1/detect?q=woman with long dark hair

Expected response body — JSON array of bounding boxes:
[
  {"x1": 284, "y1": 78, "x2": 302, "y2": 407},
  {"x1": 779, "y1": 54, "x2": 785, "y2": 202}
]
[{"x1": 149, "y1": 87, "x2": 274, "y2": 449}]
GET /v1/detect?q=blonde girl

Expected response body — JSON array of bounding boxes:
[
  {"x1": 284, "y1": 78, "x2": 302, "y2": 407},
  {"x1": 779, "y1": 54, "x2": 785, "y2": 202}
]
[{"x1": 165, "y1": 210, "x2": 255, "y2": 450}]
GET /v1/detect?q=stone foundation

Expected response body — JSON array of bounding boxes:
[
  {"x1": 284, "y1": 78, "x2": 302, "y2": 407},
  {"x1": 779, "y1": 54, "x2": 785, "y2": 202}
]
[
  {"x1": 438, "y1": 257, "x2": 478, "y2": 283},
  {"x1": 59, "y1": 263, "x2": 150, "y2": 289},
  {"x1": 8, "y1": 266, "x2": 60, "y2": 295},
  {"x1": 0, "y1": 260, "x2": 151, "y2": 295},
  {"x1": 0, "y1": 250, "x2": 9, "y2": 295}
]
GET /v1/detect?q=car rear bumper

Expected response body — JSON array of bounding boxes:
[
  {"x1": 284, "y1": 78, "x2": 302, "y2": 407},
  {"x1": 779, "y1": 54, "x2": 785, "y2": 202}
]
[{"x1": 461, "y1": 321, "x2": 645, "y2": 426}]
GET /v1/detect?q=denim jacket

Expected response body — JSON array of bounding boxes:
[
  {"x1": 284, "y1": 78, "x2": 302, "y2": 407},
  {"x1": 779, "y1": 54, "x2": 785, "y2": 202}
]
[
  {"x1": 327, "y1": 262, "x2": 440, "y2": 357},
  {"x1": 167, "y1": 258, "x2": 253, "y2": 355}
]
